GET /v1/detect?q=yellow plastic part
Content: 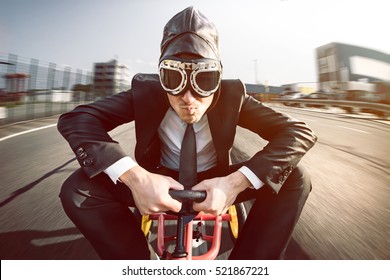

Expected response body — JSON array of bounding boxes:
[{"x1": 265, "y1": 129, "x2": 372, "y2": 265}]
[
  {"x1": 141, "y1": 215, "x2": 152, "y2": 236},
  {"x1": 228, "y1": 205, "x2": 239, "y2": 239}
]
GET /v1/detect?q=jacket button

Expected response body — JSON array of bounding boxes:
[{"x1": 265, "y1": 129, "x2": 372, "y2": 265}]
[
  {"x1": 79, "y1": 152, "x2": 87, "y2": 159},
  {"x1": 83, "y1": 158, "x2": 93, "y2": 166},
  {"x1": 278, "y1": 176, "x2": 285, "y2": 183},
  {"x1": 76, "y1": 147, "x2": 84, "y2": 155}
]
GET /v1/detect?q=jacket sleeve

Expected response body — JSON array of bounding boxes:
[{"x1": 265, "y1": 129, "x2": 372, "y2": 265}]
[
  {"x1": 238, "y1": 93, "x2": 317, "y2": 193},
  {"x1": 57, "y1": 90, "x2": 135, "y2": 178}
]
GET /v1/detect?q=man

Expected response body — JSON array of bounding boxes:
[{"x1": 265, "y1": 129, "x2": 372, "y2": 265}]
[{"x1": 58, "y1": 6, "x2": 317, "y2": 260}]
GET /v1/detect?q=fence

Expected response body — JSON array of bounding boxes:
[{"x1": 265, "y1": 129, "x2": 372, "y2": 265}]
[
  {"x1": 0, "y1": 53, "x2": 93, "y2": 126},
  {"x1": 271, "y1": 98, "x2": 390, "y2": 119}
]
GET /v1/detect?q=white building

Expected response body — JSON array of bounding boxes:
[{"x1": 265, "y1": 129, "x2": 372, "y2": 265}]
[
  {"x1": 93, "y1": 59, "x2": 131, "y2": 97},
  {"x1": 316, "y1": 42, "x2": 389, "y2": 93}
]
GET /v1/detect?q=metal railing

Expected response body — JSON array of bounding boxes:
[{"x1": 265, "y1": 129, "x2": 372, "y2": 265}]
[
  {"x1": 1, "y1": 53, "x2": 95, "y2": 126},
  {"x1": 1, "y1": 53, "x2": 92, "y2": 92},
  {"x1": 0, "y1": 91, "x2": 93, "y2": 126},
  {"x1": 271, "y1": 98, "x2": 390, "y2": 119}
]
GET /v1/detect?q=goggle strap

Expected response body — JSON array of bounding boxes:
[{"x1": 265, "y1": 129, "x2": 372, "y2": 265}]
[{"x1": 160, "y1": 60, "x2": 221, "y2": 72}]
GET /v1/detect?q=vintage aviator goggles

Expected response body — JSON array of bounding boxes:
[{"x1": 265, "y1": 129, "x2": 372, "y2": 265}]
[{"x1": 159, "y1": 59, "x2": 222, "y2": 97}]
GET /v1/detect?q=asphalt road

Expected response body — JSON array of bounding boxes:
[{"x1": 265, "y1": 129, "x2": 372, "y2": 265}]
[{"x1": 0, "y1": 105, "x2": 389, "y2": 260}]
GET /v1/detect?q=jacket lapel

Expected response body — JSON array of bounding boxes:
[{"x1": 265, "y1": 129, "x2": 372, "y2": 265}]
[
  {"x1": 133, "y1": 74, "x2": 169, "y2": 169},
  {"x1": 207, "y1": 106, "x2": 230, "y2": 174}
]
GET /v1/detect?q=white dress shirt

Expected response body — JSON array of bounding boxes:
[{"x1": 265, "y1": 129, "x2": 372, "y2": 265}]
[{"x1": 104, "y1": 108, "x2": 264, "y2": 189}]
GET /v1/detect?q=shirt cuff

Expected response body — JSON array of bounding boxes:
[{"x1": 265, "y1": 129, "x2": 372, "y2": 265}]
[
  {"x1": 104, "y1": 156, "x2": 138, "y2": 184},
  {"x1": 238, "y1": 166, "x2": 264, "y2": 190}
]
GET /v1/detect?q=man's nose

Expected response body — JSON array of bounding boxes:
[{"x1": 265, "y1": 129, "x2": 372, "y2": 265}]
[{"x1": 182, "y1": 90, "x2": 196, "y2": 103}]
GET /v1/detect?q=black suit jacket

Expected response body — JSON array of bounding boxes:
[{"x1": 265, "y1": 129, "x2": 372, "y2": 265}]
[{"x1": 58, "y1": 74, "x2": 317, "y2": 193}]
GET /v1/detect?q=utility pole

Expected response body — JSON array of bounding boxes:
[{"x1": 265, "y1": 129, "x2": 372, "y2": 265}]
[{"x1": 254, "y1": 59, "x2": 259, "y2": 84}]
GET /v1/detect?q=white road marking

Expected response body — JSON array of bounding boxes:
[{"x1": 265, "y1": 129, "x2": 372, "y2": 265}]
[
  {"x1": 0, "y1": 123, "x2": 57, "y2": 142},
  {"x1": 299, "y1": 117, "x2": 318, "y2": 123},
  {"x1": 337, "y1": 125, "x2": 371, "y2": 134}
]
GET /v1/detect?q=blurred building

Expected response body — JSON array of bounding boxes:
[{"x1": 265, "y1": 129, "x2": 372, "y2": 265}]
[
  {"x1": 4, "y1": 73, "x2": 29, "y2": 94},
  {"x1": 93, "y1": 59, "x2": 131, "y2": 97},
  {"x1": 245, "y1": 83, "x2": 282, "y2": 102},
  {"x1": 316, "y1": 42, "x2": 390, "y2": 99},
  {"x1": 281, "y1": 82, "x2": 318, "y2": 95}
]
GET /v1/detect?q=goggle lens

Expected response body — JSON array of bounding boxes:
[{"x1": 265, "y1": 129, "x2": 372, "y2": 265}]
[
  {"x1": 194, "y1": 71, "x2": 221, "y2": 92},
  {"x1": 160, "y1": 68, "x2": 183, "y2": 91}
]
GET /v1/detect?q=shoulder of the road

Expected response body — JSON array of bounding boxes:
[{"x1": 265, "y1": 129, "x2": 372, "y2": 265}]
[{"x1": 0, "y1": 115, "x2": 60, "y2": 142}]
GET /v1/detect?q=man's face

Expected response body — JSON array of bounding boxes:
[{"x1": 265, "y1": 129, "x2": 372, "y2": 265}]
[{"x1": 167, "y1": 89, "x2": 213, "y2": 124}]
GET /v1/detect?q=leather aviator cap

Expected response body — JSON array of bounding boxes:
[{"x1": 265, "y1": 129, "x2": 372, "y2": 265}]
[{"x1": 160, "y1": 6, "x2": 220, "y2": 62}]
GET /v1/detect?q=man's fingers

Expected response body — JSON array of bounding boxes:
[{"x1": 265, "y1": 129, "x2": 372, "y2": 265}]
[
  {"x1": 192, "y1": 195, "x2": 210, "y2": 212},
  {"x1": 167, "y1": 177, "x2": 184, "y2": 190},
  {"x1": 167, "y1": 198, "x2": 182, "y2": 212},
  {"x1": 192, "y1": 202, "x2": 202, "y2": 212},
  {"x1": 191, "y1": 181, "x2": 205, "y2": 191}
]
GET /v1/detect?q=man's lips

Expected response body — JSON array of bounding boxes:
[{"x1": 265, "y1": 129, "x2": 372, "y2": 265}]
[{"x1": 181, "y1": 106, "x2": 197, "y2": 112}]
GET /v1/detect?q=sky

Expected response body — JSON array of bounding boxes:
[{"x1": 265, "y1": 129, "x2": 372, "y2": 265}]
[{"x1": 0, "y1": 0, "x2": 389, "y2": 86}]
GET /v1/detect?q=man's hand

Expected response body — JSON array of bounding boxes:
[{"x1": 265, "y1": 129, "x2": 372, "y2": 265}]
[
  {"x1": 191, "y1": 171, "x2": 251, "y2": 216},
  {"x1": 119, "y1": 166, "x2": 184, "y2": 215}
]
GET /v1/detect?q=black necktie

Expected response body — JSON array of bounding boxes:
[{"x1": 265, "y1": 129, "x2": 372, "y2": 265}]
[{"x1": 179, "y1": 123, "x2": 197, "y2": 189}]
